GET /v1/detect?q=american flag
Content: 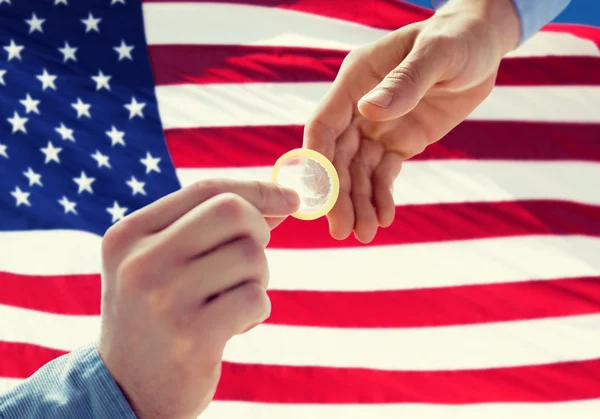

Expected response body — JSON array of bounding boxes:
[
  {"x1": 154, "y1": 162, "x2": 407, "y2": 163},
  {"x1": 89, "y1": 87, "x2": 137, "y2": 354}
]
[{"x1": 1, "y1": 0, "x2": 600, "y2": 417}]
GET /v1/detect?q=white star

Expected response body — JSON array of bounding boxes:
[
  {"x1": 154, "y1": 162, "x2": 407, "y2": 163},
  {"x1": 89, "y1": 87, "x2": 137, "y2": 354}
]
[
  {"x1": 0, "y1": 143, "x2": 7, "y2": 158},
  {"x1": 107, "y1": 201, "x2": 128, "y2": 223},
  {"x1": 55, "y1": 123, "x2": 75, "y2": 142},
  {"x1": 40, "y1": 141, "x2": 62, "y2": 164},
  {"x1": 113, "y1": 40, "x2": 134, "y2": 61},
  {"x1": 91, "y1": 150, "x2": 111, "y2": 169},
  {"x1": 0, "y1": 0, "x2": 11, "y2": 5},
  {"x1": 23, "y1": 167, "x2": 42, "y2": 187},
  {"x1": 25, "y1": 13, "x2": 45, "y2": 33},
  {"x1": 37, "y1": 69, "x2": 57, "y2": 90},
  {"x1": 71, "y1": 97, "x2": 91, "y2": 118},
  {"x1": 0, "y1": 69, "x2": 5, "y2": 85},
  {"x1": 11, "y1": 186, "x2": 31, "y2": 207},
  {"x1": 73, "y1": 171, "x2": 95, "y2": 194},
  {"x1": 91, "y1": 70, "x2": 111, "y2": 91},
  {"x1": 111, "y1": 0, "x2": 125, "y2": 4},
  {"x1": 4, "y1": 39, "x2": 24, "y2": 61},
  {"x1": 58, "y1": 41, "x2": 77, "y2": 62},
  {"x1": 7, "y1": 111, "x2": 28, "y2": 134},
  {"x1": 124, "y1": 96, "x2": 145, "y2": 119},
  {"x1": 20, "y1": 94, "x2": 40, "y2": 114},
  {"x1": 58, "y1": 196, "x2": 77, "y2": 214},
  {"x1": 126, "y1": 176, "x2": 146, "y2": 196},
  {"x1": 81, "y1": 13, "x2": 101, "y2": 33},
  {"x1": 140, "y1": 152, "x2": 161, "y2": 174},
  {"x1": 54, "y1": 0, "x2": 68, "y2": 5},
  {"x1": 105, "y1": 125, "x2": 125, "y2": 146}
]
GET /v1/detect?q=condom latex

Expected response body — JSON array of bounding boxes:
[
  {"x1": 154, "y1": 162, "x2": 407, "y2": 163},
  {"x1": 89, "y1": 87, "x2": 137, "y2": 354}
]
[{"x1": 271, "y1": 148, "x2": 339, "y2": 220}]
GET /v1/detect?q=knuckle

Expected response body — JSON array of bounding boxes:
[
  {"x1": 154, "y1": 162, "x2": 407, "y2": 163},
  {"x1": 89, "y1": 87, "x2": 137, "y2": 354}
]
[
  {"x1": 386, "y1": 62, "x2": 420, "y2": 90},
  {"x1": 101, "y1": 215, "x2": 138, "y2": 263},
  {"x1": 341, "y1": 47, "x2": 364, "y2": 68},
  {"x1": 116, "y1": 251, "x2": 153, "y2": 291},
  {"x1": 238, "y1": 281, "x2": 271, "y2": 318},
  {"x1": 238, "y1": 237, "x2": 267, "y2": 266},
  {"x1": 212, "y1": 193, "x2": 250, "y2": 220},
  {"x1": 193, "y1": 179, "x2": 224, "y2": 198}
]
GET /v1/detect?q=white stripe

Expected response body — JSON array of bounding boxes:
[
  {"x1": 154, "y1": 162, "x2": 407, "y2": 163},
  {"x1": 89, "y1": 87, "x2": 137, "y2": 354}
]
[
  {"x1": 201, "y1": 400, "x2": 600, "y2": 419},
  {"x1": 142, "y1": 3, "x2": 600, "y2": 57},
  {"x1": 155, "y1": 83, "x2": 600, "y2": 129},
  {"x1": 1, "y1": 303, "x2": 599, "y2": 370},
  {"x1": 2, "y1": 231, "x2": 600, "y2": 290},
  {"x1": 177, "y1": 161, "x2": 600, "y2": 207}
]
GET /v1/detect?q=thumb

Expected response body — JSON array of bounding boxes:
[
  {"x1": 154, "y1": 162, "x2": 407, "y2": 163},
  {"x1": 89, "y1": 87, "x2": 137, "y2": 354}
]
[{"x1": 357, "y1": 42, "x2": 450, "y2": 122}]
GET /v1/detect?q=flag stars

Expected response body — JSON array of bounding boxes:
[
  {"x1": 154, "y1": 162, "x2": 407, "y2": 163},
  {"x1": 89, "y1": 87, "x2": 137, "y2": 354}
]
[
  {"x1": 107, "y1": 201, "x2": 128, "y2": 223},
  {"x1": 81, "y1": 13, "x2": 101, "y2": 33},
  {"x1": 73, "y1": 171, "x2": 95, "y2": 194},
  {"x1": 124, "y1": 97, "x2": 145, "y2": 119},
  {"x1": 91, "y1": 70, "x2": 111, "y2": 91},
  {"x1": 37, "y1": 69, "x2": 57, "y2": 90},
  {"x1": 58, "y1": 42, "x2": 77, "y2": 62},
  {"x1": 58, "y1": 196, "x2": 77, "y2": 215},
  {"x1": 40, "y1": 141, "x2": 62, "y2": 164},
  {"x1": 23, "y1": 167, "x2": 42, "y2": 187},
  {"x1": 91, "y1": 150, "x2": 111, "y2": 169},
  {"x1": 114, "y1": 40, "x2": 134, "y2": 61},
  {"x1": 111, "y1": 0, "x2": 126, "y2": 4},
  {"x1": 126, "y1": 176, "x2": 146, "y2": 196},
  {"x1": 25, "y1": 13, "x2": 45, "y2": 33},
  {"x1": 0, "y1": 70, "x2": 6, "y2": 85},
  {"x1": 106, "y1": 125, "x2": 125, "y2": 146},
  {"x1": 4, "y1": 39, "x2": 24, "y2": 61},
  {"x1": 55, "y1": 123, "x2": 75, "y2": 142},
  {"x1": 7, "y1": 111, "x2": 28, "y2": 134},
  {"x1": 54, "y1": 0, "x2": 68, "y2": 5},
  {"x1": 140, "y1": 152, "x2": 161, "y2": 174},
  {"x1": 71, "y1": 98, "x2": 91, "y2": 118},
  {"x1": 20, "y1": 94, "x2": 41, "y2": 114},
  {"x1": 11, "y1": 186, "x2": 31, "y2": 207},
  {"x1": 0, "y1": 0, "x2": 11, "y2": 5},
  {"x1": 0, "y1": 143, "x2": 7, "y2": 158}
]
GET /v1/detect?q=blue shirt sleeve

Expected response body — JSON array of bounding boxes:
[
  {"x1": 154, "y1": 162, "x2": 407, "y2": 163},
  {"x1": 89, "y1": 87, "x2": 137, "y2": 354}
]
[
  {"x1": 0, "y1": 343, "x2": 137, "y2": 419},
  {"x1": 432, "y1": 0, "x2": 572, "y2": 43}
]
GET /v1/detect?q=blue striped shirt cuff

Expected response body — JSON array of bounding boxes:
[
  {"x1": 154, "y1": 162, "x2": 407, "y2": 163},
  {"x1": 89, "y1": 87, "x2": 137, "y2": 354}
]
[
  {"x1": 0, "y1": 343, "x2": 136, "y2": 419},
  {"x1": 432, "y1": 0, "x2": 572, "y2": 43}
]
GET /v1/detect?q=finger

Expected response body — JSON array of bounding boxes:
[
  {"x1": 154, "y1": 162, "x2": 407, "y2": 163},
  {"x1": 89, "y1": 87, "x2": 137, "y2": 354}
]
[
  {"x1": 373, "y1": 152, "x2": 403, "y2": 228},
  {"x1": 177, "y1": 236, "x2": 269, "y2": 307},
  {"x1": 160, "y1": 193, "x2": 271, "y2": 260},
  {"x1": 127, "y1": 179, "x2": 300, "y2": 234},
  {"x1": 326, "y1": 125, "x2": 361, "y2": 240},
  {"x1": 350, "y1": 138, "x2": 385, "y2": 244},
  {"x1": 302, "y1": 52, "x2": 357, "y2": 160},
  {"x1": 199, "y1": 280, "x2": 271, "y2": 345},
  {"x1": 358, "y1": 37, "x2": 453, "y2": 122}
]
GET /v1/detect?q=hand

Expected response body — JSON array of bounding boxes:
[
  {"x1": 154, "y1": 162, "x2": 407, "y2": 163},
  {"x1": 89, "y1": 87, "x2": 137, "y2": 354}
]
[
  {"x1": 303, "y1": 0, "x2": 520, "y2": 243},
  {"x1": 96, "y1": 179, "x2": 300, "y2": 419}
]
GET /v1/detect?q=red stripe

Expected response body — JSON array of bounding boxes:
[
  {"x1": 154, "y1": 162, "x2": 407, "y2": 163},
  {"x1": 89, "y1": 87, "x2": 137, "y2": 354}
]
[
  {"x1": 3, "y1": 342, "x2": 599, "y2": 403},
  {"x1": 165, "y1": 122, "x2": 600, "y2": 168},
  {"x1": 2, "y1": 272, "x2": 599, "y2": 328},
  {"x1": 149, "y1": 45, "x2": 600, "y2": 86},
  {"x1": 142, "y1": 0, "x2": 432, "y2": 31}
]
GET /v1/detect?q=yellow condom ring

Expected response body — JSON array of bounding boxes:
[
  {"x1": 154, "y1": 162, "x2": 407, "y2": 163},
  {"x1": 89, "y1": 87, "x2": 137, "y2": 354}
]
[{"x1": 271, "y1": 148, "x2": 340, "y2": 220}]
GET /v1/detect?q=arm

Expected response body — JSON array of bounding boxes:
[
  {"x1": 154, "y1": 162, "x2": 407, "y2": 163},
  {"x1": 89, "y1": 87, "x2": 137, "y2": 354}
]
[
  {"x1": 0, "y1": 343, "x2": 136, "y2": 418},
  {"x1": 432, "y1": 0, "x2": 572, "y2": 43}
]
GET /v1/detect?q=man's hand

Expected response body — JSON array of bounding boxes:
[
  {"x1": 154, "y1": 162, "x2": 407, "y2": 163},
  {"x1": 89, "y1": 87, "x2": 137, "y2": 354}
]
[
  {"x1": 304, "y1": 0, "x2": 520, "y2": 243},
  {"x1": 96, "y1": 179, "x2": 300, "y2": 419}
]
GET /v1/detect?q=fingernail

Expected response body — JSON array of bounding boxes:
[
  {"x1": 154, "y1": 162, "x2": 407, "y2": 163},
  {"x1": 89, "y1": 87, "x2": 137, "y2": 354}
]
[
  {"x1": 360, "y1": 88, "x2": 393, "y2": 108},
  {"x1": 281, "y1": 187, "x2": 300, "y2": 207}
]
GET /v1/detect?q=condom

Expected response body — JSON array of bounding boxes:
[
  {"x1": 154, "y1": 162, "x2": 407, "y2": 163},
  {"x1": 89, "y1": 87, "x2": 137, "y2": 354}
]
[{"x1": 271, "y1": 148, "x2": 339, "y2": 220}]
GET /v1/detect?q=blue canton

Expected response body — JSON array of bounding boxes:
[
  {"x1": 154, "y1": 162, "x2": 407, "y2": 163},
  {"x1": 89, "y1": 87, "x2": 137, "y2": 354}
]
[{"x1": 0, "y1": 0, "x2": 180, "y2": 237}]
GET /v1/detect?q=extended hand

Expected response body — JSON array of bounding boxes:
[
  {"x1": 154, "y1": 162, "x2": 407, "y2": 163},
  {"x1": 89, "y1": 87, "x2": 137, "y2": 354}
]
[{"x1": 304, "y1": 0, "x2": 520, "y2": 243}]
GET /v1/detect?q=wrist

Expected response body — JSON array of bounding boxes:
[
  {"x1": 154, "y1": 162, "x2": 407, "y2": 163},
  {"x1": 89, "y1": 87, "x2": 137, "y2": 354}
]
[{"x1": 435, "y1": 0, "x2": 521, "y2": 56}]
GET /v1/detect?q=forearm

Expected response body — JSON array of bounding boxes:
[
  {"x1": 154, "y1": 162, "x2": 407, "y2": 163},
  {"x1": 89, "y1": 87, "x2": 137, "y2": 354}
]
[
  {"x1": 0, "y1": 343, "x2": 136, "y2": 418},
  {"x1": 433, "y1": 0, "x2": 572, "y2": 49}
]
